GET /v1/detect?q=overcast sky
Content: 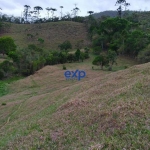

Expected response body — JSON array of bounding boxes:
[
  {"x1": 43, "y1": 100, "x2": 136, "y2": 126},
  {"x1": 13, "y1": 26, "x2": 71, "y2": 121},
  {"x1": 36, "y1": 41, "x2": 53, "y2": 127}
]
[{"x1": 0, "y1": 0, "x2": 149, "y2": 18}]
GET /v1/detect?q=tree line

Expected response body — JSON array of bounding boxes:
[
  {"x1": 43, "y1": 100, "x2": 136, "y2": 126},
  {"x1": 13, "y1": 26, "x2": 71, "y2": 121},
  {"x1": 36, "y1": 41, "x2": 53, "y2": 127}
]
[
  {"x1": 0, "y1": 38, "x2": 89, "y2": 79},
  {"x1": 0, "y1": 0, "x2": 131, "y2": 24},
  {"x1": 0, "y1": 4, "x2": 88, "y2": 24}
]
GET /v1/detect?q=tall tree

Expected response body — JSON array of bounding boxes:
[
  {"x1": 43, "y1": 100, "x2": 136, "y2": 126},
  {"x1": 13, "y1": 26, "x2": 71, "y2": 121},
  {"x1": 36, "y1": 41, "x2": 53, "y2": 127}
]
[
  {"x1": 107, "y1": 50, "x2": 117, "y2": 70},
  {"x1": 46, "y1": 7, "x2": 51, "y2": 19},
  {"x1": 72, "y1": 4, "x2": 80, "y2": 17},
  {"x1": 92, "y1": 54, "x2": 108, "y2": 70},
  {"x1": 60, "y1": 6, "x2": 63, "y2": 19},
  {"x1": 34, "y1": 6, "x2": 43, "y2": 18},
  {"x1": 117, "y1": 6, "x2": 122, "y2": 18},
  {"x1": 115, "y1": 0, "x2": 130, "y2": 18},
  {"x1": 73, "y1": 7, "x2": 80, "y2": 17},
  {"x1": 87, "y1": 11, "x2": 94, "y2": 15},
  {"x1": 24, "y1": 5, "x2": 31, "y2": 22},
  {"x1": 124, "y1": 2, "x2": 130, "y2": 11},
  {"x1": 51, "y1": 8, "x2": 57, "y2": 19}
]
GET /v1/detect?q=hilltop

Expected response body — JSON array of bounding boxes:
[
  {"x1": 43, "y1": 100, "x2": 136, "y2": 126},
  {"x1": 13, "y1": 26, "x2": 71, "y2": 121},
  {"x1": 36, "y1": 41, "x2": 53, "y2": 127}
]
[
  {"x1": 1, "y1": 21, "x2": 90, "y2": 50},
  {"x1": 0, "y1": 56, "x2": 149, "y2": 149}
]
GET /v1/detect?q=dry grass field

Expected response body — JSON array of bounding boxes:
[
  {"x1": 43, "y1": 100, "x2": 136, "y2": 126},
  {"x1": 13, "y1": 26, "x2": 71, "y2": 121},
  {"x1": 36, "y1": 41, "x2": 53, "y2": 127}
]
[
  {"x1": 0, "y1": 55, "x2": 149, "y2": 149},
  {"x1": 1, "y1": 21, "x2": 90, "y2": 50}
]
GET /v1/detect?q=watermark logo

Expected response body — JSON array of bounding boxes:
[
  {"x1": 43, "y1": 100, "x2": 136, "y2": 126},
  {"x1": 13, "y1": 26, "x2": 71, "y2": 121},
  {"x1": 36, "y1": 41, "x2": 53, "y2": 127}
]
[{"x1": 64, "y1": 70, "x2": 86, "y2": 81}]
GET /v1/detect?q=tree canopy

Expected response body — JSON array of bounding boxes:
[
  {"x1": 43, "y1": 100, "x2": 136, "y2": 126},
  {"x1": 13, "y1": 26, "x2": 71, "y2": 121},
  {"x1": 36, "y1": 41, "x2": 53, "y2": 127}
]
[
  {"x1": 58, "y1": 40, "x2": 72, "y2": 51},
  {"x1": 0, "y1": 36, "x2": 16, "y2": 55}
]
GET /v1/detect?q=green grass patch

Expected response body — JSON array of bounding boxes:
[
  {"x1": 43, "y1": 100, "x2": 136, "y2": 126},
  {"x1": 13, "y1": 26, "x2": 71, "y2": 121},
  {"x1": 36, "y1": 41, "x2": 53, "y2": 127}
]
[
  {"x1": 0, "y1": 82, "x2": 8, "y2": 97},
  {"x1": 0, "y1": 76, "x2": 23, "y2": 97}
]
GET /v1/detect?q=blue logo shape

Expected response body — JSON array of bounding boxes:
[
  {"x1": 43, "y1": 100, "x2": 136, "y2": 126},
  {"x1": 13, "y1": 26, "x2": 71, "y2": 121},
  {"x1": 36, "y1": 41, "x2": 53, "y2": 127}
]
[{"x1": 64, "y1": 70, "x2": 86, "y2": 81}]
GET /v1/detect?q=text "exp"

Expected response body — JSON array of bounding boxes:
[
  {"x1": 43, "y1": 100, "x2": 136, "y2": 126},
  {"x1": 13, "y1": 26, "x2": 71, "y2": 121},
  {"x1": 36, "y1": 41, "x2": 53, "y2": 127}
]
[{"x1": 64, "y1": 70, "x2": 86, "y2": 81}]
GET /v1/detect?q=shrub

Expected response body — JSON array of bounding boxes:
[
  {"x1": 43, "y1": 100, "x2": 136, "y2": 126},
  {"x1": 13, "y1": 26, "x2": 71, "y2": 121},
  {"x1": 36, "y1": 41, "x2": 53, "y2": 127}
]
[
  {"x1": 84, "y1": 47, "x2": 90, "y2": 53},
  {"x1": 63, "y1": 65, "x2": 66, "y2": 70},
  {"x1": 75, "y1": 49, "x2": 81, "y2": 61},
  {"x1": 93, "y1": 46, "x2": 102, "y2": 55},
  {"x1": 8, "y1": 51, "x2": 20, "y2": 62},
  {"x1": 124, "y1": 65, "x2": 128, "y2": 69},
  {"x1": 84, "y1": 52, "x2": 89, "y2": 59},
  {"x1": 0, "y1": 60, "x2": 14, "y2": 77},
  {"x1": 108, "y1": 66, "x2": 112, "y2": 71},
  {"x1": 80, "y1": 52, "x2": 85, "y2": 62},
  {"x1": 1, "y1": 102, "x2": 6, "y2": 106},
  {"x1": 0, "y1": 36, "x2": 16, "y2": 55},
  {"x1": 28, "y1": 44, "x2": 37, "y2": 50},
  {"x1": 38, "y1": 38, "x2": 44, "y2": 44},
  {"x1": 0, "y1": 70, "x2": 4, "y2": 79},
  {"x1": 67, "y1": 53, "x2": 76, "y2": 63},
  {"x1": 58, "y1": 40, "x2": 72, "y2": 51},
  {"x1": 21, "y1": 69, "x2": 30, "y2": 76},
  {"x1": 138, "y1": 48, "x2": 150, "y2": 63}
]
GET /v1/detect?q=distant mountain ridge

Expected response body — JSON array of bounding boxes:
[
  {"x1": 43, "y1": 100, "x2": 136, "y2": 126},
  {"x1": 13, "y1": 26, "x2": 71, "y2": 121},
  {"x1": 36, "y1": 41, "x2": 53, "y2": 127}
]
[{"x1": 92, "y1": 10, "x2": 148, "y2": 18}]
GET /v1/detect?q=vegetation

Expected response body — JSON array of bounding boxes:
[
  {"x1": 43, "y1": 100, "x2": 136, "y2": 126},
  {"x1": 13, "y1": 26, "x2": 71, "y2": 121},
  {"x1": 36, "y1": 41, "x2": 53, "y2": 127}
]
[
  {"x1": 0, "y1": 36, "x2": 16, "y2": 55},
  {"x1": 58, "y1": 40, "x2": 72, "y2": 51},
  {"x1": 62, "y1": 65, "x2": 66, "y2": 70},
  {"x1": 1, "y1": 102, "x2": 6, "y2": 105},
  {"x1": 87, "y1": 15, "x2": 150, "y2": 69},
  {"x1": 0, "y1": 0, "x2": 150, "y2": 149},
  {"x1": 115, "y1": 0, "x2": 130, "y2": 18},
  {"x1": 38, "y1": 38, "x2": 44, "y2": 44},
  {"x1": 0, "y1": 41, "x2": 89, "y2": 79},
  {"x1": 138, "y1": 45, "x2": 150, "y2": 63},
  {"x1": 92, "y1": 53, "x2": 109, "y2": 70}
]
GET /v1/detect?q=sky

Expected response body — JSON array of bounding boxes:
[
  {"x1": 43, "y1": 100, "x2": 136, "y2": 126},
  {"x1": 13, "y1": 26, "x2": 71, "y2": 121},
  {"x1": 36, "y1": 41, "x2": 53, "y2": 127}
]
[{"x1": 0, "y1": 0, "x2": 149, "y2": 18}]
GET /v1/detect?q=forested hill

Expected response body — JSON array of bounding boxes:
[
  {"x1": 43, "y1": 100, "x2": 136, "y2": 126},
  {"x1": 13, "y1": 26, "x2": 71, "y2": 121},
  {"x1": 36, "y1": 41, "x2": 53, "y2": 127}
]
[
  {"x1": 92, "y1": 10, "x2": 150, "y2": 19},
  {"x1": 93, "y1": 11, "x2": 118, "y2": 18}
]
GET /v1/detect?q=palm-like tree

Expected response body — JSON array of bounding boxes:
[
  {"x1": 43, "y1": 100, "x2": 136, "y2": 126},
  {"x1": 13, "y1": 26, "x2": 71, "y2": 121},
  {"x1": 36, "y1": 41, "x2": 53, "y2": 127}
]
[
  {"x1": 124, "y1": 2, "x2": 130, "y2": 11},
  {"x1": 73, "y1": 7, "x2": 80, "y2": 17},
  {"x1": 34, "y1": 6, "x2": 43, "y2": 18},
  {"x1": 52, "y1": 8, "x2": 57, "y2": 18},
  {"x1": 46, "y1": 7, "x2": 51, "y2": 19},
  {"x1": 29, "y1": 11, "x2": 37, "y2": 21},
  {"x1": 87, "y1": 11, "x2": 94, "y2": 15},
  {"x1": 115, "y1": 0, "x2": 130, "y2": 18},
  {"x1": 24, "y1": 5, "x2": 31, "y2": 22},
  {"x1": 50, "y1": 8, "x2": 57, "y2": 19},
  {"x1": 60, "y1": 6, "x2": 63, "y2": 19},
  {"x1": 117, "y1": 6, "x2": 122, "y2": 18}
]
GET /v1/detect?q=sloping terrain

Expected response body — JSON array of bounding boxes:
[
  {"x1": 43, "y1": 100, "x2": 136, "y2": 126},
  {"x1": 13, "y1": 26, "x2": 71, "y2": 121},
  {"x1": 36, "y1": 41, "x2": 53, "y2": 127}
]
[
  {"x1": 0, "y1": 59, "x2": 149, "y2": 149},
  {"x1": 1, "y1": 21, "x2": 90, "y2": 50}
]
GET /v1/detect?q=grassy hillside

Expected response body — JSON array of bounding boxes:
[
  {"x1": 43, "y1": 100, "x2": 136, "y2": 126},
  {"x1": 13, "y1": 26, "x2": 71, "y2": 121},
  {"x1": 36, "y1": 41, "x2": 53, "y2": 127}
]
[
  {"x1": 0, "y1": 55, "x2": 149, "y2": 149},
  {"x1": 1, "y1": 21, "x2": 90, "y2": 50}
]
